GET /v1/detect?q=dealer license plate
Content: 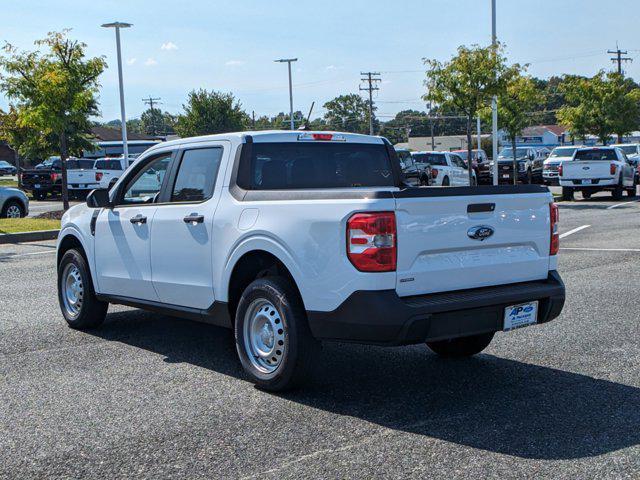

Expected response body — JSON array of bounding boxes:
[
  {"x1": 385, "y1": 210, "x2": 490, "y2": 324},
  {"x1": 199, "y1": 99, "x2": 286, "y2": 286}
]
[{"x1": 504, "y1": 301, "x2": 538, "y2": 331}]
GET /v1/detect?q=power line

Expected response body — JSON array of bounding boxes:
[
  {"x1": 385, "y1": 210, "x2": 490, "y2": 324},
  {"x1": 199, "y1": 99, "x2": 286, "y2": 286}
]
[
  {"x1": 142, "y1": 96, "x2": 162, "y2": 136},
  {"x1": 608, "y1": 45, "x2": 632, "y2": 75},
  {"x1": 359, "y1": 72, "x2": 381, "y2": 135}
]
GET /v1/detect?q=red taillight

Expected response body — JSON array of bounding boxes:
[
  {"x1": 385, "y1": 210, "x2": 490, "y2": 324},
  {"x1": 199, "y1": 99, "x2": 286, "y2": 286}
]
[
  {"x1": 312, "y1": 133, "x2": 333, "y2": 141},
  {"x1": 347, "y1": 212, "x2": 397, "y2": 272},
  {"x1": 610, "y1": 163, "x2": 616, "y2": 175},
  {"x1": 557, "y1": 164, "x2": 563, "y2": 176},
  {"x1": 549, "y1": 202, "x2": 559, "y2": 256},
  {"x1": 431, "y1": 168, "x2": 438, "y2": 178},
  {"x1": 50, "y1": 173, "x2": 59, "y2": 182},
  {"x1": 95, "y1": 172, "x2": 103, "y2": 182}
]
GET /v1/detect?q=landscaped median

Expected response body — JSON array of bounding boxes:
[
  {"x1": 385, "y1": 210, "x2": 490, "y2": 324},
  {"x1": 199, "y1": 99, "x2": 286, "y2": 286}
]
[{"x1": 0, "y1": 218, "x2": 60, "y2": 244}]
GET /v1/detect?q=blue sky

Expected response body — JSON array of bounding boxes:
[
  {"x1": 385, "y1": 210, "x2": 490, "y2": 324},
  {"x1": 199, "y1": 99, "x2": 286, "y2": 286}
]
[{"x1": 2, "y1": 0, "x2": 640, "y2": 122}]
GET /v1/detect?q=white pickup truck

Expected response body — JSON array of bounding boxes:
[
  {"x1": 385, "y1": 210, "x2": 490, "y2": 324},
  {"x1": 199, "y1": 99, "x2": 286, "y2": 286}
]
[
  {"x1": 56, "y1": 131, "x2": 565, "y2": 390},
  {"x1": 66, "y1": 158, "x2": 99, "y2": 196},
  {"x1": 411, "y1": 151, "x2": 476, "y2": 186},
  {"x1": 559, "y1": 146, "x2": 636, "y2": 200}
]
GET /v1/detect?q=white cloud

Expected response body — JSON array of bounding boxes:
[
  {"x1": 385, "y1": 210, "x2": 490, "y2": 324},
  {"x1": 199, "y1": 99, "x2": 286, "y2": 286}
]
[
  {"x1": 160, "y1": 42, "x2": 178, "y2": 51},
  {"x1": 126, "y1": 57, "x2": 137, "y2": 65},
  {"x1": 144, "y1": 58, "x2": 158, "y2": 66},
  {"x1": 325, "y1": 65, "x2": 337, "y2": 70},
  {"x1": 225, "y1": 60, "x2": 246, "y2": 67}
]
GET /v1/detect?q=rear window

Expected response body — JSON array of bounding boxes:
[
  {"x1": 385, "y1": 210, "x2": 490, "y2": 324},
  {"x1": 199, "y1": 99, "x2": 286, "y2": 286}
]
[
  {"x1": 574, "y1": 149, "x2": 617, "y2": 161},
  {"x1": 95, "y1": 160, "x2": 123, "y2": 170},
  {"x1": 66, "y1": 159, "x2": 95, "y2": 170},
  {"x1": 241, "y1": 142, "x2": 395, "y2": 190},
  {"x1": 617, "y1": 145, "x2": 637, "y2": 155},
  {"x1": 412, "y1": 153, "x2": 447, "y2": 166}
]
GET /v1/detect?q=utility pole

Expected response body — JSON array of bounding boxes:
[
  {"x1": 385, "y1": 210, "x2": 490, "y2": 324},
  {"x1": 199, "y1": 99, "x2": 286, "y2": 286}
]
[
  {"x1": 252, "y1": 111, "x2": 256, "y2": 129},
  {"x1": 142, "y1": 96, "x2": 161, "y2": 136},
  {"x1": 360, "y1": 72, "x2": 381, "y2": 135},
  {"x1": 274, "y1": 58, "x2": 298, "y2": 130},
  {"x1": 491, "y1": 0, "x2": 499, "y2": 186},
  {"x1": 427, "y1": 101, "x2": 435, "y2": 150},
  {"x1": 608, "y1": 46, "x2": 632, "y2": 75}
]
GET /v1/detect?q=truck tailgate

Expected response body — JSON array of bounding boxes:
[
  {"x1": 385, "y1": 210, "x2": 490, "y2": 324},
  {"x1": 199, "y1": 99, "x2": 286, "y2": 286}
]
[
  {"x1": 394, "y1": 187, "x2": 552, "y2": 297},
  {"x1": 562, "y1": 161, "x2": 612, "y2": 181}
]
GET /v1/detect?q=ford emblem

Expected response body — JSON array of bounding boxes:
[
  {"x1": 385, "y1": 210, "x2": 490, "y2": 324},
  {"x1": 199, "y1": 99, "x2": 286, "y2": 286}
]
[
  {"x1": 467, "y1": 225, "x2": 494, "y2": 241},
  {"x1": 582, "y1": 166, "x2": 590, "y2": 170}
]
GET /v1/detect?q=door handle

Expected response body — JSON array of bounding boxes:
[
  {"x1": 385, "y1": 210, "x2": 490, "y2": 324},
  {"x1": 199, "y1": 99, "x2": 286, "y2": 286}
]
[
  {"x1": 183, "y1": 214, "x2": 204, "y2": 224},
  {"x1": 130, "y1": 214, "x2": 147, "y2": 225}
]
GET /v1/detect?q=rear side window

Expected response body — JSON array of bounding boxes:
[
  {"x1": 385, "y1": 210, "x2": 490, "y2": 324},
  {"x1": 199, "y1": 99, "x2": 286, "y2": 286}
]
[
  {"x1": 242, "y1": 142, "x2": 394, "y2": 190},
  {"x1": 171, "y1": 147, "x2": 223, "y2": 202},
  {"x1": 575, "y1": 149, "x2": 617, "y2": 161}
]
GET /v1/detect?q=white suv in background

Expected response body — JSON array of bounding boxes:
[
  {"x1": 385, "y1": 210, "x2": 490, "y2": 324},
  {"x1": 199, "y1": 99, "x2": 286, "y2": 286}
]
[{"x1": 411, "y1": 151, "x2": 476, "y2": 186}]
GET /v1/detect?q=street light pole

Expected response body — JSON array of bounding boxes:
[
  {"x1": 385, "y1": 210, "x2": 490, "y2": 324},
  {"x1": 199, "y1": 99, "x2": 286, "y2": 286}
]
[
  {"x1": 102, "y1": 22, "x2": 132, "y2": 159},
  {"x1": 491, "y1": 0, "x2": 499, "y2": 185},
  {"x1": 275, "y1": 58, "x2": 298, "y2": 130}
]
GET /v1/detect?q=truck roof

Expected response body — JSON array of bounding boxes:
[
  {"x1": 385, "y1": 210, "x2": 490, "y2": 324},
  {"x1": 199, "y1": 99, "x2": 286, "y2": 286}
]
[{"x1": 144, "y1": 130, "x2": 386, "y2": 154}]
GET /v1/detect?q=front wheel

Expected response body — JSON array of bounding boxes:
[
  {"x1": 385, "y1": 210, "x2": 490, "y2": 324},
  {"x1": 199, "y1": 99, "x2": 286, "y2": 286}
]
[
  {"x1": 1, "y1": 200, "x2": 25, "y2": 218},
  {"x1": 427, "y1": 332, "x2": 495, "y2": 358},
  {"x1": 57, "y1": 249, "x2": 108, "y2": 329},
  {"x1": 582, "y1": 191, "x2": 592, "y2": 200},
  {"x1": 234, "y1": 276, "x2": 319, "y2": 391}
]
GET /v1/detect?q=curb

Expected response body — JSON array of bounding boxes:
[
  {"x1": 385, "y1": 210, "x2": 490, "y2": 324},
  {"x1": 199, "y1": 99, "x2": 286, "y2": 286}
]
[{"x1": 0, "y1": 229, "x2": 59, "y2": 245}]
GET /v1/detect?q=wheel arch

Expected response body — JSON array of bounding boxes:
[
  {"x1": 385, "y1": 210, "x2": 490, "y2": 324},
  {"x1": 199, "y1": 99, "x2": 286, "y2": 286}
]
[
  {"x1": 2, "y1": 196, "x2": 27, "y2": 215},
  {"x1": 56, "y1": 229, "x2": 99, "y2": 289},
  {"x1": 223, "y1": 238, "x2": 305, "y2": 324}
]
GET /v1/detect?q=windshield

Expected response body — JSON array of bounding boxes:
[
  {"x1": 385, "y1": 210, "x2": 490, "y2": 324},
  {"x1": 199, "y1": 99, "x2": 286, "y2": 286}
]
[
  {"x1": 241, "y1": 142, "x2": 395, "y2": 189},
  {"x1": 550, "y1": 147, "x2": 578, "y2": 158},
  {"x1": 617, "y1": 145, "x2": 638, "y2": 155},
  {"x1": 574, "y1": 149, "x2": 617, "y2": 161},
  {"x1": 498, "y1": 148, "x2": 528, "y2": 159},
  {"x1": 412, "y1": 153, "x2": 447, "y2": 166}
]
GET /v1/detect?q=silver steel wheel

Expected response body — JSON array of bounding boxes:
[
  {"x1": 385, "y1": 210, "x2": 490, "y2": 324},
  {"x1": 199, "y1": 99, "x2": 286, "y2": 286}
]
[
  {"x1": 6, "y1": 204, "x2": 22, "y2": 218},
  {"x1": 243, "y1": 299, "x2": 286, "y2": 375},
  {"x1": 61, "y1": 263, "x2": 84, "y2": 318}
]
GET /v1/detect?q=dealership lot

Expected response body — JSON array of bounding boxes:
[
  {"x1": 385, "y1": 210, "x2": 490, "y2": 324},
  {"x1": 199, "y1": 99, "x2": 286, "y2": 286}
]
[{"x1": 1, "y1": 195, "x2": 639, "y2": 479}]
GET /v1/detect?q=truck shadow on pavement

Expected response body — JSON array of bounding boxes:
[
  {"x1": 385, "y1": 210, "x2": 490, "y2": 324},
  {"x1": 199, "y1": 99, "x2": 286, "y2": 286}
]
[{"x1": 94, "y1": 309, "x2": 640, "y2": 461}]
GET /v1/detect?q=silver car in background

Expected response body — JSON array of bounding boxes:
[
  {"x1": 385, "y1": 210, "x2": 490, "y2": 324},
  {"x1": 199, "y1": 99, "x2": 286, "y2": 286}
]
[{"x1": 0, "y1": 187, "x2": 29, "y2": 218}]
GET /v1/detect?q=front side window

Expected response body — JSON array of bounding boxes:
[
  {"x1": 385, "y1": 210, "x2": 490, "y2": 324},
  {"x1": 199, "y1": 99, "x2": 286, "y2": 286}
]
[
  {"x1": 121, "y1": 153, "x2": 171, "y2": 205},
  {"x1": 171, "y1": 148, "x2": 223, "y2": 202}
]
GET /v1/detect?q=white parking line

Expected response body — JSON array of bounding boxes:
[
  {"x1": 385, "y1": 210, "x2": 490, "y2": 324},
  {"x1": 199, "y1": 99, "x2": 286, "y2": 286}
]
[
  {"x1": 561, "y1": 247, "x2": 640, "y2": 252},
  {"x1": 559, "y1": 225, "x2": 591, "y2": 239},
  {"x1": 0, "y1": 250, "x2": 55, "y2": 260},
  {"x1": 607, "y1": 200, "x2": 640, "y2": 210}
]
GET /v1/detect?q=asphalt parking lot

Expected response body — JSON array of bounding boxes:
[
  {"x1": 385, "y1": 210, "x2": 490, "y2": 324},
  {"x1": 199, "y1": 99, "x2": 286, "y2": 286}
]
[{"x1": 1, "y1": 192, "x2": 639, "y2": 479}]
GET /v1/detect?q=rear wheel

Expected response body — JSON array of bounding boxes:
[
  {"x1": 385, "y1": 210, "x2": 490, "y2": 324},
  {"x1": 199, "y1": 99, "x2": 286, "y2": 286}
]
[
  {"x1": 442, "y1": 176, "x2": 450, "y2": 187},
  {"x1": 427, "y1": 332, "x2": 495, "y2": 358},
  {"x1": 562, "y1": 187, "x2": 574, "y2": 201},
  {"x1": 57, "y1": 249, "x2": 108, "y2": 329},
  {"x1": 1, "y1": 200, "x2": 25, "y2": 218},
  {"x1": 612, "y1": 182, "x2": 624, "y2": 200},
  {"x1": 33, "y1": 190, "x2": 47, "y2": 201},
  {"x1": 234, "y1": 276, "x2": 319, "y2": 391}
]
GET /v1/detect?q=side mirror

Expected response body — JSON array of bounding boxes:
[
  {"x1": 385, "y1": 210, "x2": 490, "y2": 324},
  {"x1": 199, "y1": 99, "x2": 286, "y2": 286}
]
[{"x1": 87, "y1": 188, "x2": 112, "y2": 209}]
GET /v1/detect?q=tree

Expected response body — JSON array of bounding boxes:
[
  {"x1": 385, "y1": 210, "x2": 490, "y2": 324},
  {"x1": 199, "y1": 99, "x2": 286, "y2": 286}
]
[
  {"x1": 175, "y1": 89, "x2": 248, "y2": 137},
  {"x1": 424, "y1": 44, "x2": 508, "y2": 184},
  {"x1": 558, "y1": 72, "x2": 640, "y2": 145},
  {"x1": 141, "y1": 108, "x2": 176, "y2": 136},
  {"x1": 323, "y1": 94, "x2": 374, "y2": 134},
  {"x1": 482, "y1": 71, "x2": 544, "y2": 184},
  {"x1": 0, "y1": 30, "x2": 106, "y2": 209}
]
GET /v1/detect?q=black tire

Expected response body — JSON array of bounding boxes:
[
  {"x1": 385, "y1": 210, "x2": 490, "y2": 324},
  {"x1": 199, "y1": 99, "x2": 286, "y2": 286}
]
[
  {"x1": 0, "y1": 199, "x2": 25, "y2": 218},
  {"x1": 562, "y1": 187, "x2": 574, "y2": 201},
  {"x1": 57, "y1": 249, "x2": 108, "y2": 329},
  {"x1": 108, "y1": 179, "x2": 118, "y2": 191},
  {"x1": 427, "y1": 332, "x2": 495, "y2": 358},
  {"x1": 582, "y1": 191, "x2": 592, "y2": 200},
  {"x1": 234, "y1": 276, "x2": 319, "y2": 391},
  {"x1": 33, "y1": 190, "x2": 47, "y2": 201},
  {"x1": 442, "y1": 176, "x2": 450, "y2": 187},
  {"x1": 526, "y1": 169, "x2": 533, "y2": 184},
  {"x1": 419, "y1": 175, "x2": 429, "y2": 186},
  {"x1": 612, "y1": 183, "x2": 624, "y2": 200}
]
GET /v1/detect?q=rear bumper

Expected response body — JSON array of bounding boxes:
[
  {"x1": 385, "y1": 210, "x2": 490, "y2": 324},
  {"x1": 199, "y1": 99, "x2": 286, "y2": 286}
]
[{"x1": 307, "y1": 271, "x2": 565, "y2": 346}]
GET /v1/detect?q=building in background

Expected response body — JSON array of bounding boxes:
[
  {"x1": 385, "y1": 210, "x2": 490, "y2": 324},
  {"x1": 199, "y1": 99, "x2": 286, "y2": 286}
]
[
  {"x1": 398, "y1": 134, "x2": 491, "y2": 152},
  {"x1": 499, "y1": 125, "x2": 568, "y2": 148}
]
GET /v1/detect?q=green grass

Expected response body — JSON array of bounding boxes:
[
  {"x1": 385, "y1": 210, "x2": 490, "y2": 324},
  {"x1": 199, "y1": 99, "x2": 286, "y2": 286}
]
[
  {"x1": 0, "y1": 218, "x2": 60, "y2": 234},
  {"x1": 0, "y1": 178, "x2": 18, "y2": 188}
]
